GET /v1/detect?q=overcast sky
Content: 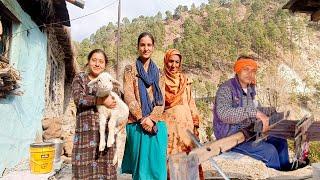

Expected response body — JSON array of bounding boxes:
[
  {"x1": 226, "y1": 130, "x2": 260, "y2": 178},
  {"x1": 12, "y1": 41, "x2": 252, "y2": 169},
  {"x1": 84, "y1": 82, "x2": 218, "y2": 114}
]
[{"x1": 66, "y1": 0, "x2": 208, "y2": 42}]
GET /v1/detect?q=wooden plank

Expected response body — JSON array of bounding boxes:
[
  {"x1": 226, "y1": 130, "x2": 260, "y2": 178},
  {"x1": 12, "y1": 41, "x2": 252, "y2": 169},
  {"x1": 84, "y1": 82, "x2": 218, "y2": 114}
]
[
  {"x1": 268, "y1": 120, "x2": 296, "y2": 139},
  {"x1": 189, "y1": 132, "x2": 245, "y2": 163},
  {"x1": 307, "y1": 121, "x2": 320, "y2": 141}
]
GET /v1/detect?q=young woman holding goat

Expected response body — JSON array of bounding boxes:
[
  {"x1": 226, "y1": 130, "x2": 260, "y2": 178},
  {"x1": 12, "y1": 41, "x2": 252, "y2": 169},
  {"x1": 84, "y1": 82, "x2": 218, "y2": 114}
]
[{"x1": 71, "y1": 49, "x2": 117, "y2": 179}]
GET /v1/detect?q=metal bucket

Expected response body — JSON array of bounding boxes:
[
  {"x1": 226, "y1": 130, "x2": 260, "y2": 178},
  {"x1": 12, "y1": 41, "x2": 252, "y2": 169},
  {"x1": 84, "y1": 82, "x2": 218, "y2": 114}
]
[{"x1": 46, "y1": 139, "x2": 65, "y2": 163}]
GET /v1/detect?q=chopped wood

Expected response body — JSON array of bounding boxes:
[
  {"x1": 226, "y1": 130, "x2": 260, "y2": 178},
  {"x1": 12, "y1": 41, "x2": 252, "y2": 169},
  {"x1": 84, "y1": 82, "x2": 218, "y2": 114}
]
[
  {"x1": 0, "y1": 55, "x2": 9, "y2": 63},
  {"x1": 0, "y1": 61, "x2": 23, "y2": 98}
]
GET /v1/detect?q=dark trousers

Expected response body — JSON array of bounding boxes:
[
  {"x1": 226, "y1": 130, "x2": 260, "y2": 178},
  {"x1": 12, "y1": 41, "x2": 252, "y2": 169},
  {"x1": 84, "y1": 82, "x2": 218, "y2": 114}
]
[{"x1": 231, "y1": 136, "x2": 290, "y2": 170}]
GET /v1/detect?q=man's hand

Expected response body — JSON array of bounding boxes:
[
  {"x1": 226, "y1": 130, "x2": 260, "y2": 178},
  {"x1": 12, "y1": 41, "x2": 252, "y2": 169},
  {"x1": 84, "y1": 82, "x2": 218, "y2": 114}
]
[{"x1": 256, "y1": 111, "x2": 269, "y2": 133}]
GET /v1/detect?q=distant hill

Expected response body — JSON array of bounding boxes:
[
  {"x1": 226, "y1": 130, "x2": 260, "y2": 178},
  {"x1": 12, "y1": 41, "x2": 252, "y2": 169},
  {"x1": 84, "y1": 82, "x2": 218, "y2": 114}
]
[{"x1": 74, "y1": 0, "x2": 320, "y2": 112}]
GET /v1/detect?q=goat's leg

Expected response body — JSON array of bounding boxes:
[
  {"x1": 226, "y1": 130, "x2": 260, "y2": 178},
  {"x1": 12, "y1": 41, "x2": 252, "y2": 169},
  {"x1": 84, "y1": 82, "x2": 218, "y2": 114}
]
[
  {"x1": 107, "y1": 117, "x2": 117, "y2": 147},
  {"x1": 99, "y1": 112, "x2": 107, "y2": 151},
  {"x1": 112, "y1": 134, "x2": 118, "y2": 165}
]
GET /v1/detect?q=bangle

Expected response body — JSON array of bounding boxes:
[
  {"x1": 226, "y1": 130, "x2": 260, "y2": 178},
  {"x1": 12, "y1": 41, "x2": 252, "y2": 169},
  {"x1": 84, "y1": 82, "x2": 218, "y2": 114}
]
[{"x1": 152, "y1": 124, "x2": 158, "y2": 134}]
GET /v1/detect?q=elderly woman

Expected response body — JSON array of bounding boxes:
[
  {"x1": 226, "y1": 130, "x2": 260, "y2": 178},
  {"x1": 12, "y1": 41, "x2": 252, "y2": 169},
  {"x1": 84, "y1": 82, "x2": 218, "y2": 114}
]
[{"x1": 163, "y1": 49, "x2": 204, "y2": 179}]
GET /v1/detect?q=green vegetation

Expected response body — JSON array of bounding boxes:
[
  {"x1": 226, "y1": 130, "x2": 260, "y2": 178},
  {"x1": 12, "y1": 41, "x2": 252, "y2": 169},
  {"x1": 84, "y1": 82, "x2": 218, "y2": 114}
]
[
  {"x1": 288, "y1": 140, "x2": 320, "y2": 163},
  {"x1": 76, "y1": 16, "x2": 165, "y2": 67},
  {"x1": 76, "y1": 0, "x2": 313, "y2": 70}
]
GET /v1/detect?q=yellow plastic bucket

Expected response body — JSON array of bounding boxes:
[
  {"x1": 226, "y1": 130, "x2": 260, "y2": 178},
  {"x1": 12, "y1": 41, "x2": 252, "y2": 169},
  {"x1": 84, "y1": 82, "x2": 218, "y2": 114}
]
[{"x1": 29, "y1": 142, "x2": 55, "y2": 174}]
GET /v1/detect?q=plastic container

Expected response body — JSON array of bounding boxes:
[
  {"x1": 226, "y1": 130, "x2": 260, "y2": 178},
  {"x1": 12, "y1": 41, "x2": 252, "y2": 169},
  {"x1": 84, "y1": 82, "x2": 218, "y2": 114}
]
[{"x1": 29, "y1": 142, "x2": 55, "y2": 174}]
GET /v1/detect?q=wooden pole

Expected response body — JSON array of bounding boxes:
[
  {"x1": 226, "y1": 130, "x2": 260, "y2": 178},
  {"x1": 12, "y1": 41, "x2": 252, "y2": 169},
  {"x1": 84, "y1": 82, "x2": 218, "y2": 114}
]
[{"x1": 116, "y1": 0, "x2": 121, "y2": 80}]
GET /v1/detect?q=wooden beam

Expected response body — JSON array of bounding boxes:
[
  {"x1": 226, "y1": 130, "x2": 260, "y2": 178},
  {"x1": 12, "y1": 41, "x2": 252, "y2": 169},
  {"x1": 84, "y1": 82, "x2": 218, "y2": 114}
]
[
  {"x1": 66, "y1": 0, "x2": 85, "y2": 9},
  {"x1": 267, "y1": 120, "x2": 296, "y2": 139},
  {"x1": 189, "y1": 132, "x2": 245, "y2": 163},
  {"x1": 307, "y1": 121, "x2": 320, "y2": 141},
  {"x1": 311, "y1": 10, "x2": 320, "y2": 21}
]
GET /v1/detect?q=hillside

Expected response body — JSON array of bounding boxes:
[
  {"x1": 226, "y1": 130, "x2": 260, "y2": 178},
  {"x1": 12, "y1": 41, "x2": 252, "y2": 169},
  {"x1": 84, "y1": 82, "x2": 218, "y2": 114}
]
[{"x1": 74, "y1": 0, "x2": 320, "y2": 164}]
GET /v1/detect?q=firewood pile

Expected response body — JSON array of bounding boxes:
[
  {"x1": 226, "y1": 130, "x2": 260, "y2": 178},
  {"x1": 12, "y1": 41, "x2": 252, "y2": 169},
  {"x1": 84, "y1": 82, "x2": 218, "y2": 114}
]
[{"x1": 0, "y1": 55, "x2": 23, "y2": 98}]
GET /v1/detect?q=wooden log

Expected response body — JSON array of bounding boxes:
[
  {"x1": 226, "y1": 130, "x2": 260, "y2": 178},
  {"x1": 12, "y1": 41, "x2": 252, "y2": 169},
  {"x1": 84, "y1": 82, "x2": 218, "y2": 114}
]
[
  {"x1": 0, "y1": 56, "x2": 9, "y2": 64},
  {"x1": 0, "y1": 68, "x2": 10, "y2": 75},
  {"x1": 189, "y1": 132, "x2": 245, "y2": 163}
]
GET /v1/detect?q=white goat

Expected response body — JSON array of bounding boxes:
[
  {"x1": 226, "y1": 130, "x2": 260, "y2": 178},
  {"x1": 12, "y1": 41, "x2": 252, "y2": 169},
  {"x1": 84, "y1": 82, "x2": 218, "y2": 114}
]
[{"x1": 87, "y1": 72, "x2": 129, "y2": 160}]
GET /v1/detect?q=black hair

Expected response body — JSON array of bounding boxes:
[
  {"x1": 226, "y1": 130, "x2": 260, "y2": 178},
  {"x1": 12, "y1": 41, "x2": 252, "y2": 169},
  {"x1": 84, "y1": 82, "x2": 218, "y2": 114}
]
[
  {"x1": 87, "y1": 49, "x2": 108, "y2": 64},
  {"x1": 137, "y1": 32, "x2": 155, "y2": 47}
]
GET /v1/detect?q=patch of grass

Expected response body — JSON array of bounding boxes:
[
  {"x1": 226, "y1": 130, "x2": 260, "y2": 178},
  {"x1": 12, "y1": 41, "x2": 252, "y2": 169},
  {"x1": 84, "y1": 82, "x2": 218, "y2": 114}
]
[{"x1": 309, "y1": 142, "x2": 320, "y2": 163}]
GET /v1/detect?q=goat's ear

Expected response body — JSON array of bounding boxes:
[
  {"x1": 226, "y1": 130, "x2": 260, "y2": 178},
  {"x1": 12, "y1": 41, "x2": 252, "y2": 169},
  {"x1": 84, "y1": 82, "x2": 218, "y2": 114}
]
[
  {"x1": 87, "y1": 77, "x2": 99, "y2": 87},
  {"x1": 111, "y1": 78, "x2": 121, "y2": 87}
]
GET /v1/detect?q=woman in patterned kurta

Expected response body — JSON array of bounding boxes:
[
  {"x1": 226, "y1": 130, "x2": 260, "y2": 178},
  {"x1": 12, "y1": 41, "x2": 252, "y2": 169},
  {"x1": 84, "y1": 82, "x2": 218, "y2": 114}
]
[
  {"x1": 121, "y1": 32, "x2": 168, "y2": 180},
  {"x1": 163, "y1": 49, "x2": 204, "y2": 179},
  {"x1": 72, "y1": 49, "x2": 117, "y2": 179}
]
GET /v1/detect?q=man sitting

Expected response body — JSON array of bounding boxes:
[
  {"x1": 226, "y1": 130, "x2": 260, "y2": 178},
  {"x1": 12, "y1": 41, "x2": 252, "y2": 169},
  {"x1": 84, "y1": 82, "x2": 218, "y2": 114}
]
[{"x1": 213, "y1": 55, "x2": 293, "y2": 171}]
